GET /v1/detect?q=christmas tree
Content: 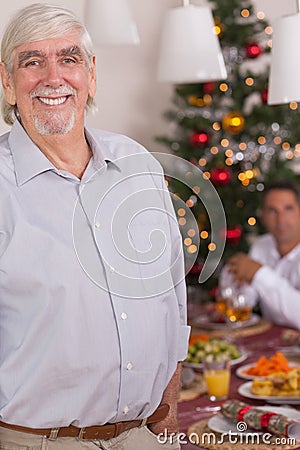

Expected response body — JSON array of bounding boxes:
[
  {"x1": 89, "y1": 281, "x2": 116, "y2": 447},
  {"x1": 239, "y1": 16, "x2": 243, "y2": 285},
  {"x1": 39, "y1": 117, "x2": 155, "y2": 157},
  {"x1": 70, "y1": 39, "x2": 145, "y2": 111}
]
[{"x1": 157, "y1": 0, "x2": 300, "y2": 299}]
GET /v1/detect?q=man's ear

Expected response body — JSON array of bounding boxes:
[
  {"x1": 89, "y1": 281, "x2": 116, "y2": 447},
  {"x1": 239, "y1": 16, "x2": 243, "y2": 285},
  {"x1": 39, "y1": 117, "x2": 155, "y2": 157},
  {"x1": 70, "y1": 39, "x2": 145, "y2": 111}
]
[
  {"x1": 0, "y1": 63, "x2": 16, "y2": 105},
  {"x1": 88, "y1": 55, "x2": 97, "y2": 99}
]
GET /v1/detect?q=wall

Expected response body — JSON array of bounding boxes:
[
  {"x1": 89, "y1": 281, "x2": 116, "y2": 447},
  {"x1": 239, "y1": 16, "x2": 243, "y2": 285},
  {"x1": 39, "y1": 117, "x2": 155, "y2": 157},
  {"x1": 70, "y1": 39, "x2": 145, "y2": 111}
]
[{"x1": 0, "y1": 0, "x2": 297, "y2": 151}]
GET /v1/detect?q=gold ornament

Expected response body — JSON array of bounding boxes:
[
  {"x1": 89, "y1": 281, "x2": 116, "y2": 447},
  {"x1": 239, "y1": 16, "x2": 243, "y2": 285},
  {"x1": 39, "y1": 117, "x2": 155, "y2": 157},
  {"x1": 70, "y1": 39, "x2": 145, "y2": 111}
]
[
  {"x1": 214, "y1": 17, "x2": 225, "y2": 38},
  {"x1": 188, "y1": 95, "x2": 205, "y2": 108},
  {"x1": 222, "y1": 111, "x2": 245, "y2": 134}
]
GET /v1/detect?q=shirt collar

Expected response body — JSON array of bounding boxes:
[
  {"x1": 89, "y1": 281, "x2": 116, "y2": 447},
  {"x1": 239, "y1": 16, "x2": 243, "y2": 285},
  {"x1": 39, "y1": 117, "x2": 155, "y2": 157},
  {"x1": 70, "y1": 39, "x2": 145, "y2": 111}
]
[
  {"x1": 285, "y1": 242, "x2": 300, "y2": 260},
  {"x1": 8, "y1": 120, "x2": 120, "y2": 186},
  {"x1": 84, "y1": 127, "x2": 120, "y2": 171},
  {"x1": 268, "y1": 234, "x2": 280, "y2": 259},
  {"x1": 9, "y1": 119, "x2": 55, "y2": 186},
  {"x1": 268, "y1": 233, "x2": 300, "y2": 261}
]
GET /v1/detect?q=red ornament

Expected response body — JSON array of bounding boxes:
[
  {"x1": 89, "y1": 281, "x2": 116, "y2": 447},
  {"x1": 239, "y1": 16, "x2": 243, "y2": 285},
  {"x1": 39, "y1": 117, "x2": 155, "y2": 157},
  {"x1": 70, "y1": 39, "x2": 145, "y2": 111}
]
[
  {"x1": 225, "y1": 225, "x2": 242, "y2": 247},
  {"x1": 190, "y1": 131, "x2": 210, "y2": 148},
  {"x1": 210, "y1": 166, "x2": 232, "y2": 186},
  {"x1": 203, "y1": 82, "x2": 215, "y2": 95},
  {"x1": 189, "y1": 157, "x2": 198, "y2": 165},
  {"x1": 245, "y1": 42, "x2": 263, "y2": 59},
  {"x1": 209, "y1": 286, "x2": 218, "y2": 300},
  {"x1": 190, "y1": 263, "x2": 203, "y2": 275},
  {"x1": 261, "y1": 87, "x2": 268, "y2": 104}
]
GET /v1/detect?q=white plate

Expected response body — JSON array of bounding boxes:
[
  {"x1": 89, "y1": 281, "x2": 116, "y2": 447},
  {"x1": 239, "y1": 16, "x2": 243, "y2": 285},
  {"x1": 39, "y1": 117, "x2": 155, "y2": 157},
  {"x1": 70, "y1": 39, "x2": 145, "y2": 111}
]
[
  {"x1": 208, "y1": 406, "x2": 300, "y2": 434},
  {"x1": 238, "y1": 381, "x2": 300, "y2": 404},
  {"x1": 191, "y1": 313, "x2": 260, "y2": 330},
  {"x1": 184, "y1": 350, "x2": 248, "y2": 370},
  {"x1": 236, "y1": 362, "x2": 300, "y2": 380}
]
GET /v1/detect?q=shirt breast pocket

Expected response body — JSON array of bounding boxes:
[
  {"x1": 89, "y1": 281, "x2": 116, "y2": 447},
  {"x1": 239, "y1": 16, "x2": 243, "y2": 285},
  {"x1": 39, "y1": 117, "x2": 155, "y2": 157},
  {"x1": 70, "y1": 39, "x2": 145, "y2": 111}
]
[{"x1": 128, "y1": 223, "x2": 174, "y2": 297}]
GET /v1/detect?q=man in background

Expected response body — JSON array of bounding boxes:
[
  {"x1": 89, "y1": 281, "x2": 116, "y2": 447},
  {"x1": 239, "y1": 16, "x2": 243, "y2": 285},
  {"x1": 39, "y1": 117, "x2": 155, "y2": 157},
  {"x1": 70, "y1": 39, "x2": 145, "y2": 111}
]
[{"x1": 224, "y1": 180, "x2": 300, "y2": 330}]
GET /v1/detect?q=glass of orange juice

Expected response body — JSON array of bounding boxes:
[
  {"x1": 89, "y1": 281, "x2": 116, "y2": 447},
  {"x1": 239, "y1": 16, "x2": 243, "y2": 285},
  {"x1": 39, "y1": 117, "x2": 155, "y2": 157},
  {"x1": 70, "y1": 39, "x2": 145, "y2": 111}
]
[{"x1": 203, "y1": 357, "x2": 231, "y2": 401}]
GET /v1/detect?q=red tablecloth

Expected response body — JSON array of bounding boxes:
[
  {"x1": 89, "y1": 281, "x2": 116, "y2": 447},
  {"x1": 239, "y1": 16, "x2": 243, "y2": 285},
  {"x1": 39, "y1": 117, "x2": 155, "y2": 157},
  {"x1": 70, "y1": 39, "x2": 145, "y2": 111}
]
[{"x1": 178, "y1": 321, "x2": 300, "y2": 449}]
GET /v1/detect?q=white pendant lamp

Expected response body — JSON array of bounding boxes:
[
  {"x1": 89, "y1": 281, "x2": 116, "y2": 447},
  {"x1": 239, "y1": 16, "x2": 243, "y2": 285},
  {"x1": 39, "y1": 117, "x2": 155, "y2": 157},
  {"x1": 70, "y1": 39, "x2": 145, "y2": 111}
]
[
  {"x1": 157, "y1": 0, "x2": 227, "y2": 83},
  {"x1": 85, "y1": 0, "x2": 140, "y2": 47},
  {"x1": 268, "y1": 4, "x2": 300, "y2": 105}
]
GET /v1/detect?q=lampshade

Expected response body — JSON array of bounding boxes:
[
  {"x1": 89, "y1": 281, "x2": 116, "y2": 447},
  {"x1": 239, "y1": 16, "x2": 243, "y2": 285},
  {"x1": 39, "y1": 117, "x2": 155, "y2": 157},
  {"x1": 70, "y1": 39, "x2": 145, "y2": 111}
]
[
  {"x1": 85, "y1": 0, "x2": 140, "y2": 47},
  {"x1": 268, "y1": 13, "x2": 300, "y2": 105},
  {"x1": 157, "y1": 4, "x2": 227, "y2": 83}
]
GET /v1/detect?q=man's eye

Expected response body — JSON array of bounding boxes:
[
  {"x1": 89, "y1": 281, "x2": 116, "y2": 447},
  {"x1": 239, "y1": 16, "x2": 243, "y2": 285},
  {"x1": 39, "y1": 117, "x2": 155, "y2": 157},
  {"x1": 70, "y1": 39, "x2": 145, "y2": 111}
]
[
  {"x1": 63, "y1": 57, "x2": 77, "y2": 64},
  {"x1": 25, "y1": 60, "x2": 40, "y2": 67}
]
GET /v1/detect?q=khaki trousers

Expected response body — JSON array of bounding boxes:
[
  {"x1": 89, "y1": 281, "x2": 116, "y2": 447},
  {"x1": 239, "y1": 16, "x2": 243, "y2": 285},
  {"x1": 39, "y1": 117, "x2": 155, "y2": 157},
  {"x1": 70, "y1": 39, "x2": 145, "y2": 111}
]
[{"x1": 0, "y1": 425, "x2": 180, "y2": 450}]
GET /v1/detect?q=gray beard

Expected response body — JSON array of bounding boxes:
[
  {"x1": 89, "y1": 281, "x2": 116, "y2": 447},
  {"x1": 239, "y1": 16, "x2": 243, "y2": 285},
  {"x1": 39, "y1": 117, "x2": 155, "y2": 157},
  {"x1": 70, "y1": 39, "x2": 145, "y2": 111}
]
[{"x1": 33, "y1": 111, "x2": 76, "y2": 135}]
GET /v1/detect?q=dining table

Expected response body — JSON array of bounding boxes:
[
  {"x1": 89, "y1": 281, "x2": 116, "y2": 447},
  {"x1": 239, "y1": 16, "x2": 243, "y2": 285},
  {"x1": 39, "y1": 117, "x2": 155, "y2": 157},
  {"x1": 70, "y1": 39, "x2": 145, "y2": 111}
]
[{"x1": 178, "y1": 304, "x2": 300, "y2": 450}]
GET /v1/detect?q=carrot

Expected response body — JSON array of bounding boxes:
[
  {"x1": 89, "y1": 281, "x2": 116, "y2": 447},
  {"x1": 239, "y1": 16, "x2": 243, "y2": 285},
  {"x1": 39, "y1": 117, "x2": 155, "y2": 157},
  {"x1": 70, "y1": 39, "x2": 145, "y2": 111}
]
[
  {"x1": 244, "y1": 351, "x2": 297, "y2": 376},
  {"x1": 189, "y1": 334, "x2": 210, "y2": 345}
]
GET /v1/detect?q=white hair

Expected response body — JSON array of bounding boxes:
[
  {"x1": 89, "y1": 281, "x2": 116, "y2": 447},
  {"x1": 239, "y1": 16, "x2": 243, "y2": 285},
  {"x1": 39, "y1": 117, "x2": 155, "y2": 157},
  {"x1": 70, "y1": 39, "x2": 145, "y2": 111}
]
[{"x1": 0, "y1": 3, "x2": 97, "y2": 125}]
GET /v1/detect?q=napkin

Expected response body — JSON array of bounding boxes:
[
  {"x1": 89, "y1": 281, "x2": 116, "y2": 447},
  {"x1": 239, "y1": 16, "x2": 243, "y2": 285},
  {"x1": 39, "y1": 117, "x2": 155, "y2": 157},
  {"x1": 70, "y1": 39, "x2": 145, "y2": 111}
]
[
  {"x1": 281, "y1": 329, "x2": 300, "y2": 347},
  {"x1": 221, "y1": 399, "x2": 300, "y2": 438}
]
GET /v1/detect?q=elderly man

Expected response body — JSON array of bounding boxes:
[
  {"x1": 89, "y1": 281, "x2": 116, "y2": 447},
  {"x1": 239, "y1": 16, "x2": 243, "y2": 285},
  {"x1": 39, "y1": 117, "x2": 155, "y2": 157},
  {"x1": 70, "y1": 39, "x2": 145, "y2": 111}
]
[
  {"x1": 0, "y1": 3, "x2": 189, "y2": 449},
  {"x1": 224, "y1": 180, "x2": 300, "y2": 330}
]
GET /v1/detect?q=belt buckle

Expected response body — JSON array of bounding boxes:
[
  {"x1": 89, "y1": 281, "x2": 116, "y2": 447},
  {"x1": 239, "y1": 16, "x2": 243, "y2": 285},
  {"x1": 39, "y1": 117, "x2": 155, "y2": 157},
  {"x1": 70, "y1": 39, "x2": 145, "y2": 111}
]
[
  {"x1": 139, "y1": 418, "x2": 148, "y2": 428},
  {"x1": 78, "y1": 427, "x2": 86, "y2": 440},
  {"x1": 48, "y1": 428, "x2": 60, "y2": 440}
]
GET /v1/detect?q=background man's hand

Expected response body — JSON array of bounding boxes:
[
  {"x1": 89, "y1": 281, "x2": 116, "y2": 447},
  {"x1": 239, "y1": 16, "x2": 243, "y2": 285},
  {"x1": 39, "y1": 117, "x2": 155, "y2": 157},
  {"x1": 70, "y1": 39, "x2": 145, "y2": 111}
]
[{"x1": 227, "y1": 252, "x2": 262, "y2": 284}]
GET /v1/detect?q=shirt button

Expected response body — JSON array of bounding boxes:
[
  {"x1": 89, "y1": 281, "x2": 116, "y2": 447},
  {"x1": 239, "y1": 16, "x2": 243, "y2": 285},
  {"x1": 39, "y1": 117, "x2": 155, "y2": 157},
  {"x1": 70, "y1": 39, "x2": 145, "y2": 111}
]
[
  {"x1": 123, "y1": 406, "x2": 129, "y2": 414},
  {"x1": 95, "y1": 222, "x2": 101, "y2": 228},
  {"x1": 109, "y1": 266, "x2": 115, "y2": 273},
  {"x1": 121, "y1": 312, "x2": 127, "y2": 320},
  {"x1": 126, "y1": 362, "x2": 133, "y2": 371}
]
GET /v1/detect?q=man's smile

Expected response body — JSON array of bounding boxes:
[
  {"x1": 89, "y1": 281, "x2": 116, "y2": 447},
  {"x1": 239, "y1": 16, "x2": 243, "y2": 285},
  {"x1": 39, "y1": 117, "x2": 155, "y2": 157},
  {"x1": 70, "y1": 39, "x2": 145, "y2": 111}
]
[{"x1": 38, "y1": 96, "x2": 69, "y2": 106}]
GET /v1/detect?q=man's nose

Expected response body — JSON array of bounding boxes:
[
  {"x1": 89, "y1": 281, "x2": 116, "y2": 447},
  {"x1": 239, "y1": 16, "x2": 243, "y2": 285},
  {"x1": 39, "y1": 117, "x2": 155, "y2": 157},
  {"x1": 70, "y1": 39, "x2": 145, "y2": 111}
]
[
  {"x1": 43, "y1": 61, "x2": 63, "y2": 86},
  {"x1": 276, "y1": 210, "x2": 286, "y2": 225}
]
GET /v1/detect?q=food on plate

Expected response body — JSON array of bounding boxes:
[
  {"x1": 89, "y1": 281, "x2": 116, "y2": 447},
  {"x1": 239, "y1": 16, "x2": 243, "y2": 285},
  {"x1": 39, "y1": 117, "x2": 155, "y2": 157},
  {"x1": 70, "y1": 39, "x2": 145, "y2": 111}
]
[
  {"x1": 250, "y1": 379, "x2": 274, "y2": 396},
  {"x1": 250, "y1": 368, "x2": 300, "y2": 397},
  {"x1": 189, "y1": 334, "x2": 210, "y2": 345},
  {"x1": 185, "y1": 337, "x2": 241, "y2": 364},
  {"x1": 243, "y1": 351, "x2": 296, "y2": 377}
]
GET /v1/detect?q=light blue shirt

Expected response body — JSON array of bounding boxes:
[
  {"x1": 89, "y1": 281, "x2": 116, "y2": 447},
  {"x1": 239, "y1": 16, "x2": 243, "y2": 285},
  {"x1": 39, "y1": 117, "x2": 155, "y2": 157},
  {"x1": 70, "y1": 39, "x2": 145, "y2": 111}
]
[{"x1": 0, "y1": 120, "x2": 190, "y2": 427}]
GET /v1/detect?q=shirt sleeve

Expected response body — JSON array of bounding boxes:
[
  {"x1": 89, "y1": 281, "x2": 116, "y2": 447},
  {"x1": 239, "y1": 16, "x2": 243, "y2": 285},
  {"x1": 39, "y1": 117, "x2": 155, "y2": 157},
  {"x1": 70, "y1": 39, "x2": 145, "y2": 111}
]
[
  {"x1": 252, "y1": 265, "x2": 300, "y2": 330},
  {"x1": 157, "y1": 162, "x2": 191, "y2": 361},
  {"x1": 168, "y1": 204, "x2": 191, "y2": 361}
]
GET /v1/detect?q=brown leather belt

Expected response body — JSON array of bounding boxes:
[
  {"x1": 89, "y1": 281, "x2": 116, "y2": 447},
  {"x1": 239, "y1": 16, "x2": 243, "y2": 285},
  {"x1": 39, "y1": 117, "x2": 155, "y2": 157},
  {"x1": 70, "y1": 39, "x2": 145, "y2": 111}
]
[{"x1": 0, "y1": 404, "x2": 169, "y2": 440}]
